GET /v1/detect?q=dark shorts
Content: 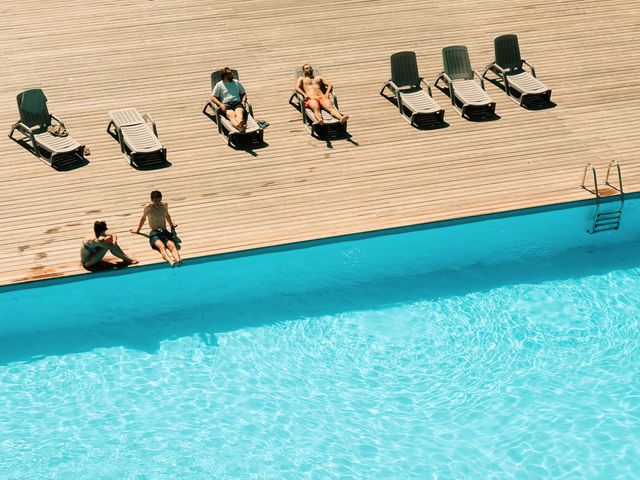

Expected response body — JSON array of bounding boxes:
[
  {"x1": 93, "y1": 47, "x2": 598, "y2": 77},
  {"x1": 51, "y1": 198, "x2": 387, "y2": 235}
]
[
  {"x1": 224, "y1": 101, "x2": 246, "y2": 113},
  {"x1": 149, "y1": 228, "x2": 176, "y2": 250}
]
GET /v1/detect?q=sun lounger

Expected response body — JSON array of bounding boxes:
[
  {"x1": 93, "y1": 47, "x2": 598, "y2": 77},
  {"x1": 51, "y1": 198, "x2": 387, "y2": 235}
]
[
  {"x1": 8, "y1": 88, "x2": 85, "y2": 169},
  {"x1": 288, "y1": 67, "x2": 347, "y2": 139},
  {"x1": 482, "y1": 34, "x2": 552, "y2": 107},
  {"x1": 107, "y1": 108, "x2": 166, "y2": 167},
  {"x1": 380, "y1": 51, "x2": 445, "y2": 128},
  {"x1": 435, "y1": 46, "x2": 496, "y2": 119},
  {"x1": 202, "y1": 69, "x2": 264, "y2": 147}
]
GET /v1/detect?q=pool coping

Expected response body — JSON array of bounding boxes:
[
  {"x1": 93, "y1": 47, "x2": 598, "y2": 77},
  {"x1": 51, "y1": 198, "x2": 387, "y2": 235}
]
[{"x1": 1, "y1": 192, "x2": 634, "y2": 293}]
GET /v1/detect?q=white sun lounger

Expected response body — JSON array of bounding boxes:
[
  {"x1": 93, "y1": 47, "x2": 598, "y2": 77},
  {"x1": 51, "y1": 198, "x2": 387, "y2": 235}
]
[{"x1": 107, "y1": 108, "x2": 166, "y2": 167}]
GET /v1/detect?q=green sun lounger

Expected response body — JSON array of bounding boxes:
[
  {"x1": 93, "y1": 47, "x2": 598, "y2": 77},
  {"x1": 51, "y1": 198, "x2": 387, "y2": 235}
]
[
  {"x1": 435, "y1": 46, "x2": 496, "y2": 119},
  {"x1": 8, "y1": 89, "x2": 85, "y2": 169},
  {"x1": 380, "y1": 51, "x2": 445, "y2": 128},
  {"x1": 482, "y1": 34, "x2": 552, "y2": 107}
]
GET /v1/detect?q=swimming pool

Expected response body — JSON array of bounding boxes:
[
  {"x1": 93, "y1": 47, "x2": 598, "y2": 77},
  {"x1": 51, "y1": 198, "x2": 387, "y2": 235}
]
[{"x1": 1, "y1": 197, "x2": 639, "y2": 479}]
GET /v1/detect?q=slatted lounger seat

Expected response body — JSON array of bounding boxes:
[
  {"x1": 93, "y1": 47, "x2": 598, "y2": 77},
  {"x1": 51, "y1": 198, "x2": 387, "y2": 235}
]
[
  {"x1": 435, "y1": 46, "x2": 496, "y2": 119},
  {"x1": 202, "y1": 68, "x2": 264, "y2": 147},
  {"x1": 380, "y1": 51, "x2": 444, "y2": 128},
  {"x1": 8, "y1": 88, "x2": 85, "y2": 169},
  {"x1": 482, "y1": 34, "x2": 552, "y2": 107},
  {"x1": 107, "y1": 108, "x2": 167, "y2": 167},
  {"x1": 288, "y1": 67, "x2": 347, "y2": 139}
]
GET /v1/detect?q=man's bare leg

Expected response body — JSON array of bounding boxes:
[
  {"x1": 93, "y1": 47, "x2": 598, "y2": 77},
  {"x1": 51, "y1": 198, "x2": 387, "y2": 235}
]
[
  {"x1": 167, "y1": 240, "x2": 182, "y2": 265},
  {"x1": 320, "y1": 97, "x2": 349, "y2": 124},
  {"x1": 154, "y1": 240, "x2": 175, "y2": 266},
  {"x1": 103, "y1": 234, "x2": 138, "y2": 264},
  {"x1": 82, "y1": 247, "x2": 109, "y2": 267},
  {"x1": 226, "y1": 109, "x2": 246, "y2": 132},
  {"x1": 307, "y1": 99, "x2": 324, "y2": 125}
]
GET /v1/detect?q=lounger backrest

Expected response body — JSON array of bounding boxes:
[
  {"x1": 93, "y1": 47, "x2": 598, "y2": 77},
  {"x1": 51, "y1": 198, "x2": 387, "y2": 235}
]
[
  {"x1": 442, "y1": 46, "x2": 473, "y2": 81},
  {"x1": 16, "y1": 89, "x2": 51, "y2": 128},
  {"x1": 210, "y1": 68, "x2": 240, "y2": 89},
  {"x1": 390, "y1": 51, "x2": 420, "y2": 88},
  {"x1": 494, "y1": 34, "x2": 523, "y2": 70}
]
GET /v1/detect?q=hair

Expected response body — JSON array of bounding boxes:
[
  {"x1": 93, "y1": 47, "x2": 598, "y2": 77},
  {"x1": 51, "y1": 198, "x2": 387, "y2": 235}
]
[
  {"x1": 150, "y1": 190, "x2": 162, "y2": 201},
  {"x1": 220, "y1": 66, "x2": 233, "y2": 79},
  {"x1": 94, "y1": 220, "x2": 107, "y2": 237},
  {"x1": 302, "y1": 63, "x2": 312, "y2": 70}
]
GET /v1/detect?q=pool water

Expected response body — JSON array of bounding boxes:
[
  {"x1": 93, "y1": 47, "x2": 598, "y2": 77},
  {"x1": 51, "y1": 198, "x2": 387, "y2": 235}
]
[{"x1": 1, "y1": 201, "x2": 640, "y2": 479}]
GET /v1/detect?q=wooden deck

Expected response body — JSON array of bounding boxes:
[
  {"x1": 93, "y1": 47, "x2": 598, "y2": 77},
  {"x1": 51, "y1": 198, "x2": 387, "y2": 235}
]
[{"x1": 1, "y1": 0, "x2": 639, "y2": 286}]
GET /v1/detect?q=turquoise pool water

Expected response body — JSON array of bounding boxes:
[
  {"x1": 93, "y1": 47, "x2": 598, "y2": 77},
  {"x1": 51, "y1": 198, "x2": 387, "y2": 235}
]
[{"x1": 1, "y1": 199, "x2": 639, "y2": 479}]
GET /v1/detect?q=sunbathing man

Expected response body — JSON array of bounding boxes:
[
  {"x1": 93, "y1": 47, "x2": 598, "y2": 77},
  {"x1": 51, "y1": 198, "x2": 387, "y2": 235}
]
[
  {"x1": 211, "y1": 66, "x2": 247, "y2": 133},
  {"x1": 295, "y1": 64, "x2": 349, "y2": 126},
  {"x1": 80, "y1": 221, "x2": 138, "y2": 269},
  {"x1": 131, "y1": 190, "x2": 183, "y2": 267}
]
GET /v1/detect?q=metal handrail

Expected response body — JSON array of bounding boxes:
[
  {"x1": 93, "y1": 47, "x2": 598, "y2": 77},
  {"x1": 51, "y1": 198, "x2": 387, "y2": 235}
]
[
  {"x1": 605, "y1": 160, "x2": 624, "y2": 194},
  {"x1": 581, "y1": 162, "x2": 599, "y2": 198}
]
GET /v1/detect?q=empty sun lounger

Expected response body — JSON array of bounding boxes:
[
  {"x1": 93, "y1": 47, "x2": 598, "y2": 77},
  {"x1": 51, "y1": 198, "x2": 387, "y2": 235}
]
[
  {"x1": 288, "y1": 67, "x2": 347, "y2": 139},
  {"x1": 8, "y1": 88, "x2": 85, "y2": 169},
  {"x1": 202, "y1": 68, "x2": 264, "y2": 147},
  {"x1": 482, "y1": 34, "x2": 552, "y2": 107},
  {"x1": 107, "y1": 108, "x2": 166, "y2": 167},
  {"x1": 435, "y1": 46, "x2": 496, "y2": 119},
  {"x1": 380, "y1": 51, "x2": 445, "y2": 128}
]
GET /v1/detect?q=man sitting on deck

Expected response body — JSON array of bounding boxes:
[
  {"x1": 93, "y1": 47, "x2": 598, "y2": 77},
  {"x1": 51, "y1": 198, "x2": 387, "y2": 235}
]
[
  {"x1": 295, "y1": 64, "x2": 349, "y2": 126},
  {"x1": 210, "y1": 67, "x2": 248, "y2": 133},
  {"x1": 131, "y1": 190, "x2": 182, "y2": 267}
]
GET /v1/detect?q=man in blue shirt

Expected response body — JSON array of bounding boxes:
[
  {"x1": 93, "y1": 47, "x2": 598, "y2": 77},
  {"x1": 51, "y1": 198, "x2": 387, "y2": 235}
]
[{"x1": 211, "y1": 67, "x2": 247, "y2": 132}]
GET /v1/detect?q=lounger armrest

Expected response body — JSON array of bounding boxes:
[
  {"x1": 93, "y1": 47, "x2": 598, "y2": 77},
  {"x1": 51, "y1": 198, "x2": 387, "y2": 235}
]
[
  {"x1": 522, "y1": 60, "x2": 537, "y2": 77},
  {"x1": 386, "y1": 80, "x2": 404, "y2": 112},
  {"x1": 13, "y1": 122, "x2": 41, "y2": 157},
  {"x1": 473, "y1": 70, "x2": 486, "y2": 90},
  {"x1": 482, "y1": 62, "x2": 502, "y2": 78},
  {"x1": 419, "y1": 77, "x2": 433, "y2": 96},
  {"x1": 142, "y1": 113, "x2": 159, "y2": 137},
  {"x1": 50, "y1": 114, "x2": 66, "y2": 128}
]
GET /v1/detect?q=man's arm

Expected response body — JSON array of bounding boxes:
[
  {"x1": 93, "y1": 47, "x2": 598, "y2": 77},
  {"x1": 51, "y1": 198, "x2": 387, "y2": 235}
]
[
  {"x1": 295, "y1": 77, "x2": 307, "y2": 97},
  {"x1": 165, "y1": 204, "x2": 177, "y2": 230},
  {"x1": 130, "y1": 207, "x2": 148, "y2": 234},
  {"x1": 320, "y1": 77, "x2": 333, "y2": 97},
  {"x1": 211, "y1": 83, "x2": 226, "y2": 111}
]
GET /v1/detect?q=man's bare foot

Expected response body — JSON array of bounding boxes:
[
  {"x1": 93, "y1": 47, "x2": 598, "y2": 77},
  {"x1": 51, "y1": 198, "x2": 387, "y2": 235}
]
[
  {"x1": 169, "y1": 260, "x2": 176, "y2": 268},
  {"x1": 340, "y1": 115, "x2": 349, "y2": 125}
]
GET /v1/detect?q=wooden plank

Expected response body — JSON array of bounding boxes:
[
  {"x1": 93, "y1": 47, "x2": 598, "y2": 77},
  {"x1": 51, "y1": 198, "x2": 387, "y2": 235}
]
[{"x1": 1, "y1": 0, "x2": 639, "y2": 285}]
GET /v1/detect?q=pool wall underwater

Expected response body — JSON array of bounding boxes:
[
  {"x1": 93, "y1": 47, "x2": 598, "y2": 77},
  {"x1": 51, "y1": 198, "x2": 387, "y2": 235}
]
[{"x1": 1, "y1": 195, "x2": 639, "y2": 337}]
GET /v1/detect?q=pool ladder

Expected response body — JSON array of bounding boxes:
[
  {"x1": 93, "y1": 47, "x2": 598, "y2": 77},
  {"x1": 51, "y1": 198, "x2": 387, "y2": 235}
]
[{"x1": 581, "y1": 161, "x2": 624, "y2": 234}]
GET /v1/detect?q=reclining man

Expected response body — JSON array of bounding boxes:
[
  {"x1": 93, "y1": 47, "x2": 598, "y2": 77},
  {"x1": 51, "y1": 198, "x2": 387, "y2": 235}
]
[
  {"x1": 211, "y1": 67, "x2": 248, "y2": 132},
  {"x1": 295, "y1": 64, "x2": 349, "y2": 126}
]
